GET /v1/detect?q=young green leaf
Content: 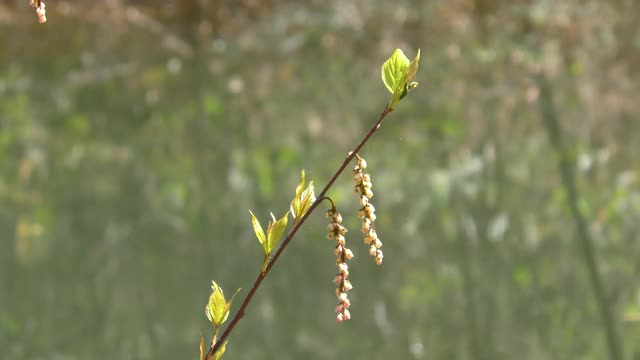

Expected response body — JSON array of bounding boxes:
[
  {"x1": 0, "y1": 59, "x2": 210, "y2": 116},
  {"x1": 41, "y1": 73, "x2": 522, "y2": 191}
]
[
  {"x1": 406, "y1": 48, "x2": 421, "y2": 84},
  {"x1": 266, "y1": 212, "x2": 289, "y2": 253},
  {"x1": 381, "y1": 48, "x2": 421, "y2": 109},
  {"x1": 205, "y1": 281, "x2": 233, "y2": 327},
  {"x1": 249, "y1": 210, "x2": 267, "y2": 248},
  {"x1": 212, "y1": 340, "x2": 227, "y2": 360},
  {"x1": 290, "y1": 170, "x2": 315, "y2": 221}
]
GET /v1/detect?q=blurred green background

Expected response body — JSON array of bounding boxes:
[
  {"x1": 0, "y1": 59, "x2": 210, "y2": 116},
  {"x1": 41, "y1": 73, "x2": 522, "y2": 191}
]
[{"x1": 1, "y1": 0, "x2": 639, "y2": 359}]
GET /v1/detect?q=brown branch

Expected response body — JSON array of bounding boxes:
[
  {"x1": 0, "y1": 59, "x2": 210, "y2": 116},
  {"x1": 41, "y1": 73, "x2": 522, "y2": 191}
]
[{"x1": 205, "y1": 105, "x2": 392, "y2": 359}]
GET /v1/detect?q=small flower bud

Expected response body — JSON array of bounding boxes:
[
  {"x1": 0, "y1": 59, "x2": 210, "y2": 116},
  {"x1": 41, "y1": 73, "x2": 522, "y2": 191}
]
[
  {"x1": 364, "y1": 188, "x2": 374, "y2": 199},
  {"x1": 333, "y1": 274, "x2": 342, "y2": 286},
  {"x1": 369, "y1": 245, "x2": 377, "y2": 256},
  {"x1": 343, "y1": 309, "x2": 351, "y2": 320},
  {"x1": 333, "y1": 213, "x2": 343, "y2": 223},
  {"x1": 343, "y1": 280, "x2": 353, "y2": 291},
  {"x1": 361, "y1": 219, "x2": 372, "y2": 233},
  {"x1": 344, "y1": 248, "x2": 354, "y2": 259},
  {"x1": 342, "y1": 298, "x2": 351, "y2": 308},
  {"x1": 365, "y1": 204, "x2": 376, "y2": 214},
  {"x1": 359, "y1": 195, "x2": 369, "y2": 206},
  {"x1": 358, "y1": 158, "x2": 367, "y2": 169},
  {"x1": 337, "y1": 313, "x2": 344, "y2": 323},
  {"x1": 338, "y1": 262, "x2": 348, "y2": 274},
  {"x1": 336, "y1": 234, "x2": 346, "y2": 246}
]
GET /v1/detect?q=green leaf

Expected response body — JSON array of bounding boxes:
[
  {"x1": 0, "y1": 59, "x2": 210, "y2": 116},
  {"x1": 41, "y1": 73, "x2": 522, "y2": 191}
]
[
  {"x1": 228, "y1": 287, "x2": 241, "y2": 307},
  {"x1": 382, "y1": 49, "x2": 410, "y2": 94},
  {"x1": 406, "y1": 48, "x2": 421, "y2": 83},
  {"x1": 212, "y1": 341, "x2": 227, "y2": 360},
  {"x1": 249, "y1": 210, "x2": 267, "y2": 248},
  {"x1": 206, "y1": 281, "x2": 231, "y2": 326},
  {"x1": 381, "y1": 48, "x2": 421, "y2": 110},
  {"x1": 290, "y1": 170, "x2": 315, "y2": 222},
  {"x1": 267, "y1": 212, "x2": 289, "y2": 254}
]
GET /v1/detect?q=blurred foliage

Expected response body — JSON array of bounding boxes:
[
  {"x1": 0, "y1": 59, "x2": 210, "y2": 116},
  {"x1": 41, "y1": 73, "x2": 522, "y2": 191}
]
[{"x1": 0, "y1": 0, "x2": 639, "y2": 359}]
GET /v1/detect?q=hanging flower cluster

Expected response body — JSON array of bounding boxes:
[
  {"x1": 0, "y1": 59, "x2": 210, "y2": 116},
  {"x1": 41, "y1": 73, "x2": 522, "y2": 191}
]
[
  {"x1": 354, "y1": 155, "x2": 383, "y2": 265},
  {"x1": 29, "y1": 0, "x2": 46, "y2": 23},
  {"x1": 326, "y1": 207, "x2": 353, "y2": 323}
]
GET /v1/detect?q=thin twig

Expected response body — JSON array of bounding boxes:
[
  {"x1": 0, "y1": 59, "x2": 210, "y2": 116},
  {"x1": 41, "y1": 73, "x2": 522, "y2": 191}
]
[
  {"x1": 536, "y1": 73, "x2": 622, "y2": 360},
  {"x1": 205, "y1": 105, "x2": 392, "y2": 359}
]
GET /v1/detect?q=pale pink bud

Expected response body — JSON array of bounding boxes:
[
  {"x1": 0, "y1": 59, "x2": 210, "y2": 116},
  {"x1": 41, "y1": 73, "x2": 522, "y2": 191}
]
[
  {"x1": 368, "y1": 213, "x2": 377, "y2": 222},
  {"x1": 363, "y1": 173, "x2": 371, "y2": 182},
  {"x1": 334, "y1": 245, "x2": 343, "y2": 257},
  {"x1": 343, "y1": 280, "x2": 353, "y2": 291},
  {"x1": 374, "y1": 238, "x2": 382, "y2": 249},
  {"x1": 337, "y1": 291, "x2": 348, "y2": 302},
  {"x1": 369, "y1": 245, "x2": 377, "y2": 256},
  {"x1": 337, "y1": 224, "x2": 348, "y2": 234},
  {"x1": 337, "y1": 313, "x2": 344, "y2": 323},
  {"x1": 327, "y1": 223, "x2": 336, "y2": 232},
  {"x1": 342, "y1": 298, "x2": 351, "y2": 308},
  {"x1": 353, "y1": 173, "x2": 363, "y2": 182},
  {"x1": 336, "y1": 234, "x2": 346, "y2": 246},
  {"x1": 335, "y1": 303, "x2": 344, "y2": 313},
  {"x1": 375, "y1": 256, "x2": 383, "y2": 265},
  {"x1": 37, "y1": 7, "x2": 46, "y2": 23},
  {"x1": 364, "y1": 235, "x2": 373, "y2": 244},
  {"x1": 333, "y1": 274, "x2": 342, "y2": 286},
  {"x1": 358, "y1": 158, "x2": 367, "y2": 169},
  {"x1": 343, "y1": 309, "x2": 351, "y2": 320}
]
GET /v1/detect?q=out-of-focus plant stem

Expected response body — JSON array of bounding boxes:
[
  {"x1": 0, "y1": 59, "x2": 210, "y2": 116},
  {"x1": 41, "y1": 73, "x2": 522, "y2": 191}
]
[{"x1": 536, "y1": 73, "x2": 622, "y2": 360}]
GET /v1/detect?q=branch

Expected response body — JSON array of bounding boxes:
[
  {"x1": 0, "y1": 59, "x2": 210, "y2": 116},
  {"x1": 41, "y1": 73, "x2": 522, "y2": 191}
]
[{"x1": 204, "y1": 105, "x2": 392, "y2": 359}]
